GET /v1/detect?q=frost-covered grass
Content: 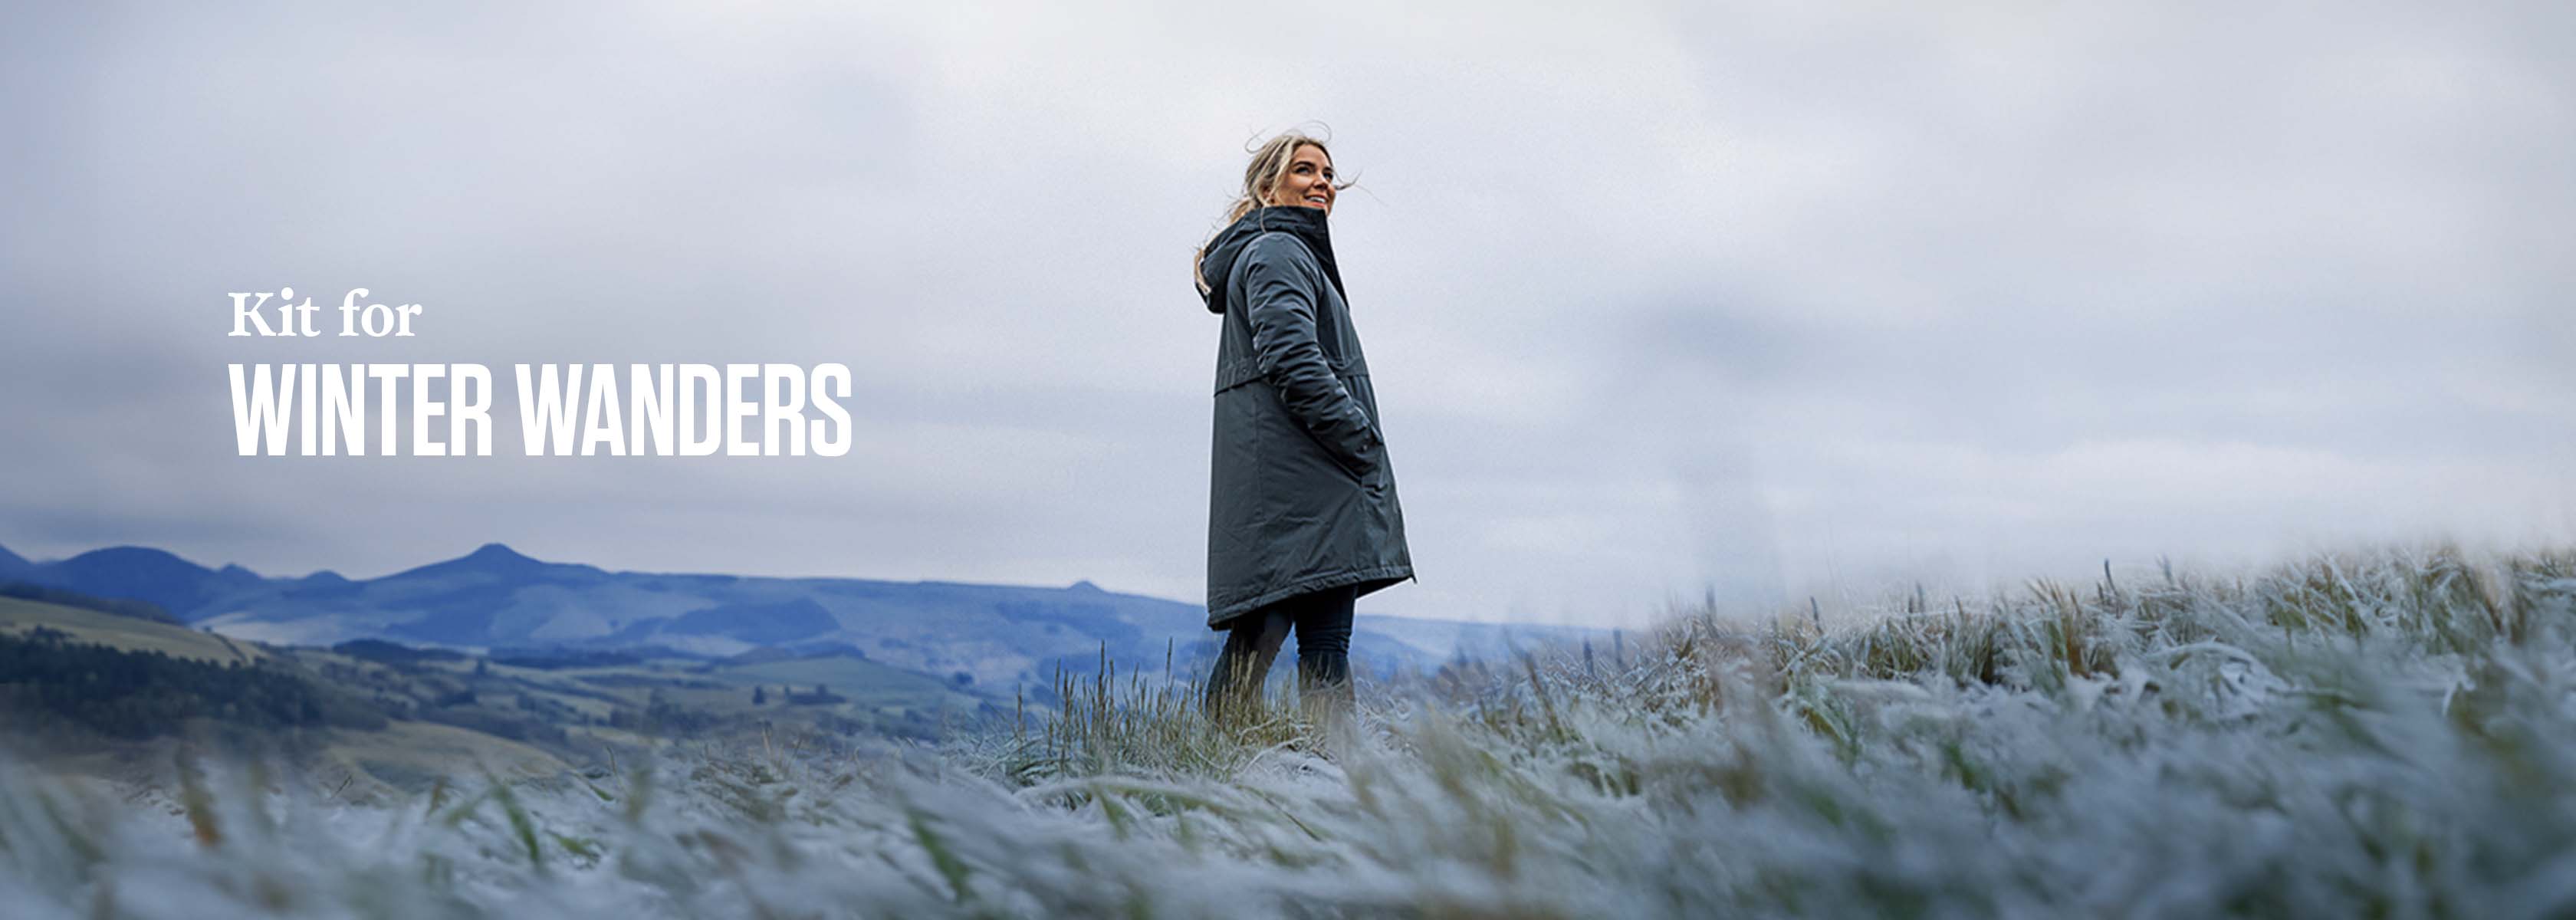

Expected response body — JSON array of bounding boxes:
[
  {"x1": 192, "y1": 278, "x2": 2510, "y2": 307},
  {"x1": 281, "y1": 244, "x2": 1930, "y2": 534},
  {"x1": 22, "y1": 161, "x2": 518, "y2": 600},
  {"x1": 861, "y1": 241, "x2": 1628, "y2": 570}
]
[{"x1": 8, "y1": 544, "x2": 2576, "y2": 918}]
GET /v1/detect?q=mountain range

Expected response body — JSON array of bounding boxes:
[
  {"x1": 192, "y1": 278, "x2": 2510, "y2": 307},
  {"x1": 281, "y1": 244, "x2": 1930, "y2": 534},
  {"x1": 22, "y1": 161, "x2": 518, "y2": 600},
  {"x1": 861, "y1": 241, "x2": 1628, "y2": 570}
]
[{"x1": 0, "y1": 541, "x2": 1604, "y2": 689}]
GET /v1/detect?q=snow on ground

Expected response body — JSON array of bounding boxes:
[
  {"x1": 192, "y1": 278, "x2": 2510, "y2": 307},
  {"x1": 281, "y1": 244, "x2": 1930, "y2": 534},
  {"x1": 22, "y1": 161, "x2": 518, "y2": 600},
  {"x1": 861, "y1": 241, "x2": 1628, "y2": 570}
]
[{"x1": 8, "y1": 544, "x2": 2576, "y2": 918}]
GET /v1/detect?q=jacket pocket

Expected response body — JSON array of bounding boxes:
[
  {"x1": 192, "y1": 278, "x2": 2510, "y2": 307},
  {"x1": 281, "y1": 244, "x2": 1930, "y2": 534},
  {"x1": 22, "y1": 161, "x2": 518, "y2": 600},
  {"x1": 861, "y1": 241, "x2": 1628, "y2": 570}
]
[
  {"x1": 1334, "y1": 371, "x2": 1384, "y2": 485},
  {"x1": 1316, "y1": 419, "x2": 1383, "y2": 489},
  {"x1": 1326, "y1": 439, "x2": 1375, "y2": 485}
]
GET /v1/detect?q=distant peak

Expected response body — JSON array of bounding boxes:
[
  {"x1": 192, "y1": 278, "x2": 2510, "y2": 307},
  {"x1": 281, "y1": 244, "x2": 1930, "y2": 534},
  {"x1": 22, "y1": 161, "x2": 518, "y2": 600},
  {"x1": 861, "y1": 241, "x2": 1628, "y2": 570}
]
[
  {"x1": 468, "y1": 543, "x2": 534, "y2": 562},
  {"x1": 1069, "y1": 580, "x2": 1103, "y2": 593},
  {"x1": 384, "y1": 541, "x2": 563, "y2": 581},
  {"x1": 65, "y1": 545, "x2": 202, "y2": 570},
  {"x1": 74, "y1": 544, "x2": 181, "y2": 560}
]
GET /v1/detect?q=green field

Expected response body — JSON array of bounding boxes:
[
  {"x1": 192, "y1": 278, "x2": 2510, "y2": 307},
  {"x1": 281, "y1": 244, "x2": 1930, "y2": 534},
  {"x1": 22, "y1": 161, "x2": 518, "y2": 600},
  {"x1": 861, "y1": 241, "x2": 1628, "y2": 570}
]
[
  {"x1": 711, "y1": 656, "x2": 980, "y2": 711},
  {"x1": 2, "y1": 593, "x2": 1007, "y2": 801},
  {"x1": 0, "y1": 596, "x2": 263, "y2": 665}
]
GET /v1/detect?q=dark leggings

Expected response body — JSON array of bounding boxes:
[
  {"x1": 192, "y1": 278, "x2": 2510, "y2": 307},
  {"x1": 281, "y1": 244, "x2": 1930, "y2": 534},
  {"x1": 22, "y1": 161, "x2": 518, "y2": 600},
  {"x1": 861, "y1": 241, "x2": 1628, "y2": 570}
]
[{"x1": 1204, "y1": 583, "x2": 1356, "y2": 720}]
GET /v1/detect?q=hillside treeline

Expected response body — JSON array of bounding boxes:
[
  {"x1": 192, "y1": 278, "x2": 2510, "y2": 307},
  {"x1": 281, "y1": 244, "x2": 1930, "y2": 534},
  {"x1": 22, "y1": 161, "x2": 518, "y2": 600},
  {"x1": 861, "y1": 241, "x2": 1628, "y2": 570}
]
[{"x1": 0, "y1": 629, "x2": 386, "y2": 739}]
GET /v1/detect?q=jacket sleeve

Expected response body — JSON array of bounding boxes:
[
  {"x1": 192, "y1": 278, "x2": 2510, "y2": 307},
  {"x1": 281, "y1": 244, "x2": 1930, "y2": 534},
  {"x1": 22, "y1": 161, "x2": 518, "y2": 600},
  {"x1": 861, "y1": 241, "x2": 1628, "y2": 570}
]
[{"x1": 1238, "y1": 235, "x2": 1384, "y2": 478}]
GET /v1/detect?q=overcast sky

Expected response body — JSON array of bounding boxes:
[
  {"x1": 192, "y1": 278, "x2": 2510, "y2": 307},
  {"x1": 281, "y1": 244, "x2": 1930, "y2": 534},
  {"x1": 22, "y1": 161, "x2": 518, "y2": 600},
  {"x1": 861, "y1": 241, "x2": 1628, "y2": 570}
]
[{"x1": 5, "y1": 1, "x2": 2569, "y2": 629}]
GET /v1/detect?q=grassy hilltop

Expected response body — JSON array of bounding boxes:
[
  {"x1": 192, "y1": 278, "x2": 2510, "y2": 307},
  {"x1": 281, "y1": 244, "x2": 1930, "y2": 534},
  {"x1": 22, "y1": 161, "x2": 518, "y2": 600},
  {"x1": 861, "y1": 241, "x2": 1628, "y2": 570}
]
[{"x1": 5, "y1": 544, "x2": 2576, "y2": 918}]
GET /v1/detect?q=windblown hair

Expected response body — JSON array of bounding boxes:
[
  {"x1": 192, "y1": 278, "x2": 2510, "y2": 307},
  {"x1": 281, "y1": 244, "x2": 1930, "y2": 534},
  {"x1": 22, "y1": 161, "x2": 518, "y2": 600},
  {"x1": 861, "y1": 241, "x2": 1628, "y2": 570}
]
[{"x1": 1192, "y1": 129, "x2": 1353, "y2": 296}]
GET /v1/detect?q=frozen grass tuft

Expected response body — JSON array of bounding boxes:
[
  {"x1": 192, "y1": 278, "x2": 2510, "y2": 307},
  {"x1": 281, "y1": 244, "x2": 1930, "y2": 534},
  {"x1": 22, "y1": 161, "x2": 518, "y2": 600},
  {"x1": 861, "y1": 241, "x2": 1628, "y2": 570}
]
[{"x1": 8, "y1": 544, "x2": 2576, "y2": 917}]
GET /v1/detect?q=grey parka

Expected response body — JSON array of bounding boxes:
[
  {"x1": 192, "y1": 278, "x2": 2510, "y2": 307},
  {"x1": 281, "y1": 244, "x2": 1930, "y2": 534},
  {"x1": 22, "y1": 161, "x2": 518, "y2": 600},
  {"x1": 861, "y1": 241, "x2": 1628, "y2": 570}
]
[{"x1": 1197, "y1": 205, "x2": 1414, "y2": 629}]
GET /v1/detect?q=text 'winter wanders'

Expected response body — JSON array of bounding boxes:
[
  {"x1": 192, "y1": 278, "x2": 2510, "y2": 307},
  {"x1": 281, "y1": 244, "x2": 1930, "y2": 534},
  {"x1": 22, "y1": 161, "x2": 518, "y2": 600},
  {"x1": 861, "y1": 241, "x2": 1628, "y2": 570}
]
[{"x1": 223, "y1": 288, "x2": 853, "y2": 457}]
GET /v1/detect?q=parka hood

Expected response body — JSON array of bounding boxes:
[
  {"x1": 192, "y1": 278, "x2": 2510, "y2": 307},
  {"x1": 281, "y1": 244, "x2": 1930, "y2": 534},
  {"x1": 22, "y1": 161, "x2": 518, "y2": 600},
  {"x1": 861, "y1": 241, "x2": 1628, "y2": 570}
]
[{"x1": 1197, "y1": 205, "x2": 1346, "y2": 314}]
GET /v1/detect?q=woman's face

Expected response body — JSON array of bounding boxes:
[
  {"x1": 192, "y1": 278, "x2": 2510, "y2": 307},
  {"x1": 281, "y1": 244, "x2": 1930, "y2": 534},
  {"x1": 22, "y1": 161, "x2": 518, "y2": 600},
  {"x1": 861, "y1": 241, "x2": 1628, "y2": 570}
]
[{"x1": 1266, "y1": 144, "x2": 1336, "y2": 215}]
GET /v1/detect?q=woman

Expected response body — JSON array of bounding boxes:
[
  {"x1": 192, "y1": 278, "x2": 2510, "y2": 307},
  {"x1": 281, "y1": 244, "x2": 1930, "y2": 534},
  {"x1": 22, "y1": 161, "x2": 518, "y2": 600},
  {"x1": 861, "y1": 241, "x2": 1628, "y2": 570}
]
[{"x1": 1191, "y1": 130, "x2": 1414, "y2": 724}]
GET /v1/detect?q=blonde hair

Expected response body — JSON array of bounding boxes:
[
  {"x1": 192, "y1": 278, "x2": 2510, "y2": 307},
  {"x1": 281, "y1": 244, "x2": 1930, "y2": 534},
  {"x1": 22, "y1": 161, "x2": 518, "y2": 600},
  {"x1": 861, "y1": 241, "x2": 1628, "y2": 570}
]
[{"x1": 1193, "y1": 129, "x2": 1354, "y2": 296}]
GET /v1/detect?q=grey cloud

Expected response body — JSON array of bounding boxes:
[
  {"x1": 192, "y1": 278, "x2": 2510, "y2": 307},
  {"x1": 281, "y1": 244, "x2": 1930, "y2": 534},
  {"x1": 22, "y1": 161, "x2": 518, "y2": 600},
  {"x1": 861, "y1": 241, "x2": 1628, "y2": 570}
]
[{"x1": 2, "y1": 1, "x2": 2568, "y2": 630}]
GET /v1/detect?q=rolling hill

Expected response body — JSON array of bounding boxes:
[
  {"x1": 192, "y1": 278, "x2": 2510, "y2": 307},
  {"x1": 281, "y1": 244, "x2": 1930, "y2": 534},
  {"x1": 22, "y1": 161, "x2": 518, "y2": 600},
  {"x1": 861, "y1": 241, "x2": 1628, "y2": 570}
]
[{"x1": 0, "y1": 540, "x2": 1606, "y2": 691}]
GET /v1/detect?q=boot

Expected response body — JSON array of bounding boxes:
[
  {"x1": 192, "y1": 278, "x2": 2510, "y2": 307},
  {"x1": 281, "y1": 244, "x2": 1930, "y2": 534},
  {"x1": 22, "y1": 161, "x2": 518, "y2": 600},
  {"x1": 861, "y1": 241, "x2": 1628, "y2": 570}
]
[{"x1": 1296, "y1": 652, "x2": 1356, "y2": 741}]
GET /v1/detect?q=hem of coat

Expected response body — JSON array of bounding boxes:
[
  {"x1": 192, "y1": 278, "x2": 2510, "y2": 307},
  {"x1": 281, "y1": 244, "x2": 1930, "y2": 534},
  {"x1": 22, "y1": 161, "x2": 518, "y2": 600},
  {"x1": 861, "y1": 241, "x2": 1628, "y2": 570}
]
[{"x1": 1206, "y1": 565, "x2": 1415, "y2": 631}]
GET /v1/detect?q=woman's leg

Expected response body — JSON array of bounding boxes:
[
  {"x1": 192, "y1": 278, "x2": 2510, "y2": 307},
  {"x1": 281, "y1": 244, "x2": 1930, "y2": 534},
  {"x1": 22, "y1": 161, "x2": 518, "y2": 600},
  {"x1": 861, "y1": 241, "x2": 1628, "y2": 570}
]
[
  {"x1": 1291, "y1": 584, "x2": 1359, "y2": 718},
  {"x1": 1204, "y1": 607, "x2": 1290, "y2": 722}
]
